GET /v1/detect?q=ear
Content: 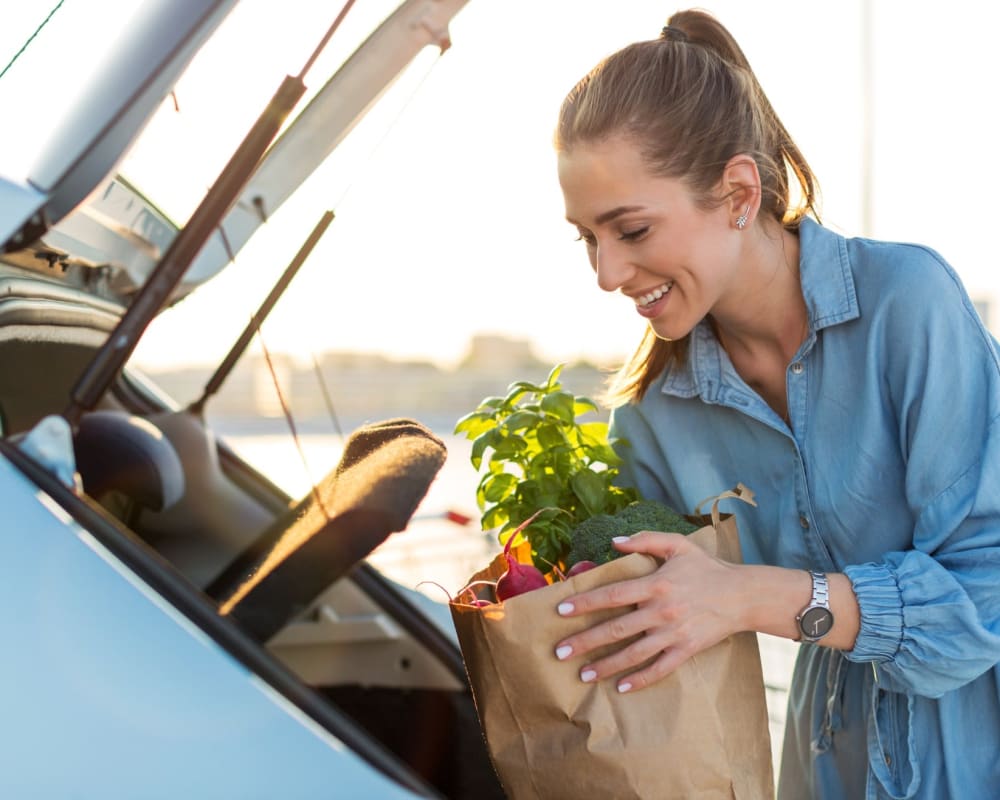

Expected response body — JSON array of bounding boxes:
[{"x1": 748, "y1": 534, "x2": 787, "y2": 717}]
[{"x1": 719, "y1": 154, "x2": 761, "y2": 229}]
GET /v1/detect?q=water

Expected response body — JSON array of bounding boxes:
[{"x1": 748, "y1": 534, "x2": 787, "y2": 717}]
[{"x1": 220, "y1": 426, "x2": 796, "y2": 782}]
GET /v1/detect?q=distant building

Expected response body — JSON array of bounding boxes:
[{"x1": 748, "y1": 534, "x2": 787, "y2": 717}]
[{"x1": 459, "y1": 334, "x2": 540, "y2": 373}]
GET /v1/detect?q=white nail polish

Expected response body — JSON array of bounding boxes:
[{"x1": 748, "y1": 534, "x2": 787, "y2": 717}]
[
  {"x1": 612, "y1": 536, "x2": 630, "y2": 543},
  {"x1": 580, "y1": 669, "x2": 597, "y2": 683},
  {"x1": 617, "y1": 681, "x2": 632, "y2": 693},
  {"x1": 555, "y1": 645, "x2": 573, "y2": 660},
  {"x1": 557, "y1": 602, "x2": 574, "y2": 615}
]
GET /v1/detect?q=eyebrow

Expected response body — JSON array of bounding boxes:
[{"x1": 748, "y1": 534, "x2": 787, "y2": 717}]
[{"x1": 567, "y1": 205, "x2": 646, "y2": 227}]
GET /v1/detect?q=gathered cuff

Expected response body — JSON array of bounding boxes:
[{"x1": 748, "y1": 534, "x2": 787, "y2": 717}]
[{"x1": 842, "y1": 561, "x2": 903, "y2": 663}]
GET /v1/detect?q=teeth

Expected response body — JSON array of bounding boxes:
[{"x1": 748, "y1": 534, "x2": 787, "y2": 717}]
[{"x1": 639, "y1": 282, "x2": 672, "y2": 306}]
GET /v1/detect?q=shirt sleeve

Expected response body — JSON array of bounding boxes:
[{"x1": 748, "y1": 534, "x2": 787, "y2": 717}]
[
  {"x1": 844, "y1": 431, "x2": 1000, "y2": 696},
  {"x1": 842, "y1": 248, "x2": 1000, "y2": 697}
]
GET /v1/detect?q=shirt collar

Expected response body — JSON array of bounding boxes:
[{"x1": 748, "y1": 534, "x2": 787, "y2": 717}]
[{"x1": 662, "y1": 217, "x2": 859, "y2": 399}]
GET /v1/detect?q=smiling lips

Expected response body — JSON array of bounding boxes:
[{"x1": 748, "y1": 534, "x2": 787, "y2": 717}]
[{"x1": 637, "y1": 281, "x2": 673, "y2": 308}]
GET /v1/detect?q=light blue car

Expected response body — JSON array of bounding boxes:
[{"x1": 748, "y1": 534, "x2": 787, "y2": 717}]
[{"x1": 0, "y1": 2, "x2": 504, "y2": 797}]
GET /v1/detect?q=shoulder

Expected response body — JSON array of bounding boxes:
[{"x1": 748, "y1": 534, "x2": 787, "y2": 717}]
[
  {"x1": 846, "y1": 235, "x2": 993, "y2": 348},
  {"x1": 847, "y1": 235, "x2": 968, "y2": 308}
]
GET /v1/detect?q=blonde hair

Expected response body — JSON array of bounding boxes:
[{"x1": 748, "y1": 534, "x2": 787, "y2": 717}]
[{"x1": 554, "y1": 9, "x2": 819, "y2": 405}]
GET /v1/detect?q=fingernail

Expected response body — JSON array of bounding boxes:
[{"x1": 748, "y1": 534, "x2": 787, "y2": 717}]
[
  {"x1": 612, "y1": 536, "x2": 630, "y2": 543},
  {"x1": 555, "y1": 645, "x2": 573, "y2": 660},
  {"x1": 557, "y1": 602, "x2": 574, "y2": 616},
  {"x1": 580, "y1": 669, "x2": 597, "y2": 683},
  {"x1": 617, "y1": 681, "x2": 632, "y2": 693}
]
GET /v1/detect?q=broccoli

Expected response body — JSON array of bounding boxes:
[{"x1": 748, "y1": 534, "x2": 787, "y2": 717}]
[{"x1": 565, "y1": 500, "x2": 701, "y2": 568}]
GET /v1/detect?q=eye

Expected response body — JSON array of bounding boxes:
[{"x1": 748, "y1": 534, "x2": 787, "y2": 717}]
[
  {"x1": 574, "y1": 228, "x2": 596, "y2": 247},
  {"x1": 619, "y1": 226, "x2": 649, "y2": 242}
]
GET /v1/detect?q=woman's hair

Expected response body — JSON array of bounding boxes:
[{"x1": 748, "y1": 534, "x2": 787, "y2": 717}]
[{"x1": 554, "y1": 9, "x2": 819, "y2": 405}]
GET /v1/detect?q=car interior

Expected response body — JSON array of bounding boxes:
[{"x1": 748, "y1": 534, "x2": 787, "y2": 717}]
[{"x1": 0, "y1": 262, "x2": 504, "y2": 798}]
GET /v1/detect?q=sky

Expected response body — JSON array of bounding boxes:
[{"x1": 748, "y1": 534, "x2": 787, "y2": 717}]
[{"x1": 3, "y1": 0, "x2": 999, "y2": 372}]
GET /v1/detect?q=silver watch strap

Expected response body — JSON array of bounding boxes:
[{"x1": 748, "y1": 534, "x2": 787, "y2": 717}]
[{"x1": 808, "y1": 570, "x2": 829, "y2": 608}]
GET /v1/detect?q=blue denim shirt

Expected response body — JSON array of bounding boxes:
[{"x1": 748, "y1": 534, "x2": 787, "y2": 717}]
[{"x1": 609, "y1": 217, "x2": 1000, "y2": 799}]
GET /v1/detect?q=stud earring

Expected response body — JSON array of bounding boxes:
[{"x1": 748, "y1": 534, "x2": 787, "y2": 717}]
[{"x1": 736, "y1": 205, "x2": 750, "y2": 230}]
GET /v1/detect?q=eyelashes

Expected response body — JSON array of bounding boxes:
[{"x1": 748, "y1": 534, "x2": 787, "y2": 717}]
[
  {"x1": 573, "y1": 227, "x2": 649, "y2": 246},
  {"x1": 619, "y1": 226, "x2": 649, "y2": 242}
]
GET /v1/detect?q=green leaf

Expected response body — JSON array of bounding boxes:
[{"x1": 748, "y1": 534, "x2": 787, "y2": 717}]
[
  {"x1": 544, "y1": 363, "x2": 564, "y2": 389},
  {"x1": 482, "y1": 504, "x2": 509, "y2": 530},
  {"x1": 509, "y1": 378, "x2": 546, "y2": 394},
  {"x1": 578, "y1": 420, "x2": 609, "y2": 441},
  {"x1": 588, "y1": 442, "x2": 622, "y2": 466},
  {"x1": 570, "y1": 468, "x2": 608, "y2": 517},
  {"x1": 536, "y1": 421, "x2": 567, "y2": 450},
  {"x1": 573, "y1": 396, "x2": 599, "y2": 416},
  {"x1": 502, "y1": 409, "x2": 542, "y2": 433},
  {"x1": 470, "y1": 428, "x2": 500, "y2": 471},
  {"x1": 492, "y1": 435, "x2": 528, "y2": 462},
  {"x1": 540, "y1": 390, "x2": 576, "y2": 424},
  {"x1": 483, "y1": 472, "x2": 517, "y2": 502}
]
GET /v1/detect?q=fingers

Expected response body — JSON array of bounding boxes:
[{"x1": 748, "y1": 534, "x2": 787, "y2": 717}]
[
  {"x1": 557, "y1": 533, "x2": 691, "y2": 617},
  {"x1": 557, "y1": 600, "x2": 667, "y2": 655},
  {"x1": 557, "y1": 571, "x2": 664, "y2": 618},
  {"x1": 557, "y1": 623, "x2": 695, "y2": 693},
  {"x1": 615, "y1": 647, "x2": 693, "y2": 693},
  {"x1": 612, "y1": 530, "x2": 693, "y2": 558}
]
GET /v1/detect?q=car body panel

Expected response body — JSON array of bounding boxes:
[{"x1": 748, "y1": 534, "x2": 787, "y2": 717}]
[{"x1": 0, "y1": 453, "x2": 421, "y2": 799}]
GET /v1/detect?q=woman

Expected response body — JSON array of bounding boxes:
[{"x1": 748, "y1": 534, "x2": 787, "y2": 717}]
[{"x1": 550, "y1": 9, "x2": 1000, "y2": 799}]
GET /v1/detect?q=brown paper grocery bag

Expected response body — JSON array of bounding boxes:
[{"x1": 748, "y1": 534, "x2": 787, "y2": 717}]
[{"x1": 450, "y1": 488, "x2": 774, "y2": 800}]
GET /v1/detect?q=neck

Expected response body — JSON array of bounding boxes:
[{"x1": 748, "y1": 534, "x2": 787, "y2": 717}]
[{"x1": 712, "y1": 223, "x2": 807, "y2": 364}]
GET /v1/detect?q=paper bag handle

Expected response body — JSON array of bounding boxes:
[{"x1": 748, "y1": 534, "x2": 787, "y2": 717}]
[{"x1": 694, "y1": 482, "x2": 757, "y2": 529}]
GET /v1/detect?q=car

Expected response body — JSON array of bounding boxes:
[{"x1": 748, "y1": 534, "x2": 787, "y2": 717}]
[{"x1": 0, "y1": 1, "x2": 506, "y2": 797}]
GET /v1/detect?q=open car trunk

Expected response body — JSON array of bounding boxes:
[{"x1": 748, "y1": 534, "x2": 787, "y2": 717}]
[{"x1": 0, "y1": 1, "x2": 504, "y2": 796}]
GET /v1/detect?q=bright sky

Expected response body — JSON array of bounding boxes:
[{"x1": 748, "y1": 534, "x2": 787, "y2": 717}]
[{"x1": 3, "y1": 0, "x2": 999, "y2": 371}]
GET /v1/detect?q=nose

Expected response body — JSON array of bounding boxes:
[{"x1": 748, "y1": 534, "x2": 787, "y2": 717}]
[{"x1": 593, "y1": 241, "x2": 633, "y2": 293}]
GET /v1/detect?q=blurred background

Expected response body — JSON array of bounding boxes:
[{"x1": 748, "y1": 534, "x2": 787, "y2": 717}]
[{"x1": 4, "y1": 0, "x2": 997, "y2": 380}]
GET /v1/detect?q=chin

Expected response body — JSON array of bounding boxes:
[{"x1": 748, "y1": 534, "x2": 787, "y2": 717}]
[{"x1": 649, "y1": 319, "x2": 691, "y2": 343}]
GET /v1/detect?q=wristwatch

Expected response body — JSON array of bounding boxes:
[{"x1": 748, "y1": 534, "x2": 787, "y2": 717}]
[{"x1": 796, "y1": 570, "x2": 834, "y2": 642}]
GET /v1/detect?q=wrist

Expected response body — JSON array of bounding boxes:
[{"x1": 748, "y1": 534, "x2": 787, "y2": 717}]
[{"x1": 736, "y1": 565, "x2": 815, "y2": 641}]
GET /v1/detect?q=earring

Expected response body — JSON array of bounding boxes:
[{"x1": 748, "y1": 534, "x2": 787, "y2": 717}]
[{"x1": 736, "y1": 205, "x2": 750, "y2": 230}]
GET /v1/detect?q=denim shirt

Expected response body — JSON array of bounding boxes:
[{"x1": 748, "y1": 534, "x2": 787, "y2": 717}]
[{"x1": 609, "y1": 217, "x2": 1000, "y2": 799}]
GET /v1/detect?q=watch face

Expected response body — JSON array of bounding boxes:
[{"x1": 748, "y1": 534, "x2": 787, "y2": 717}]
[{"x1": 799, "y1": 607, "x2": 834, "y2": 640}]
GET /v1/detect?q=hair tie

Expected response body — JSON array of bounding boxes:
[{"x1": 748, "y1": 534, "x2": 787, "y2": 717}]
[{"x1": 660, "y1": 25, "x2": 688, "y2": 43}]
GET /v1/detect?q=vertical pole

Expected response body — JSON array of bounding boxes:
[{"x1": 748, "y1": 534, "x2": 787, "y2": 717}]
[{"x1": 860, "y1": 0, "x2": 875, "y2": 237}]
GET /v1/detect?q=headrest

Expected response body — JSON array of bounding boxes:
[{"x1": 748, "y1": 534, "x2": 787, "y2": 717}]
[{"x1": 74, "y1": 410, "x2": 185, "y2": 511}]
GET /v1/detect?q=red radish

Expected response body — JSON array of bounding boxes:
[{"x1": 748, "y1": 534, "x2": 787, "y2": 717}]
[
  {"x1": 566, "y1": 560, "x2": 597, "y2": 577},
  {"x1": 495, "y1": 509, "x2": 551, "y2": 600}
]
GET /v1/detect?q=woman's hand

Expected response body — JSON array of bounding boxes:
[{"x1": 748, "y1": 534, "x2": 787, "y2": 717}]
[{"x1": 553, "y1": 531, "x2": 746, "y2": 693}]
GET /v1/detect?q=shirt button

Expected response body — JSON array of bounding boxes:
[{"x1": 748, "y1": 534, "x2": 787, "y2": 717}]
[
  {"x1": 790, "y1": 362, "x2": 804, "y2": 374},
  {"x1": 799, "y1": 515, "x2": 810, "y2": 530}
]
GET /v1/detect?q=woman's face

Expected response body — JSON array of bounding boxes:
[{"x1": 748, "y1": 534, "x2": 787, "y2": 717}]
[{"x1": 558, "y1": 135, "x2": 741, "y2": 342}]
